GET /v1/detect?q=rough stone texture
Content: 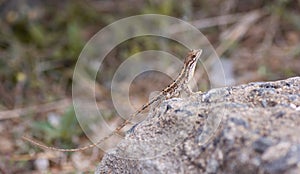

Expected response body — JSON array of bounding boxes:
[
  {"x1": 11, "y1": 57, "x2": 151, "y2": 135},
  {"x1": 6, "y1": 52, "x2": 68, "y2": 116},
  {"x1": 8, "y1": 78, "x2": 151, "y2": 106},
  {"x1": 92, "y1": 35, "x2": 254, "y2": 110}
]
[{"x1": 96, "y1": 77, "x2": 300, "y2": 174}]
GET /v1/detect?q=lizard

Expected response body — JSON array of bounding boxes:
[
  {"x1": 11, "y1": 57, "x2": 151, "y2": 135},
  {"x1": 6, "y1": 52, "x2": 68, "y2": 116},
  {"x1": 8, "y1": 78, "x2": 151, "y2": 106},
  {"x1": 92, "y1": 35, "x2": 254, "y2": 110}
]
[{"x1": 22, "y1": 49, "x2": 203, "y2": 152}]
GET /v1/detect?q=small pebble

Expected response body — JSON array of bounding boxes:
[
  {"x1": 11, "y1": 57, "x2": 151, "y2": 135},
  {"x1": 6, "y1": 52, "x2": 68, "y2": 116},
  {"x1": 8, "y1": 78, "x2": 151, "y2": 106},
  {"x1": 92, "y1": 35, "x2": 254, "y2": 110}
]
[{"x1": 34, "y1": 158, "x2": 49, "y2": 171}]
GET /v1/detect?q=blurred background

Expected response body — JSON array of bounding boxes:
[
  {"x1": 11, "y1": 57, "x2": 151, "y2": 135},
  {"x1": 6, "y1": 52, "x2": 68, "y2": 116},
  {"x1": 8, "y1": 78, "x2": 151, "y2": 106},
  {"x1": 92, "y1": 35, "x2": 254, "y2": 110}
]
[{"x1": 0, "y1": 0, "x2": 299, "y2": 173}]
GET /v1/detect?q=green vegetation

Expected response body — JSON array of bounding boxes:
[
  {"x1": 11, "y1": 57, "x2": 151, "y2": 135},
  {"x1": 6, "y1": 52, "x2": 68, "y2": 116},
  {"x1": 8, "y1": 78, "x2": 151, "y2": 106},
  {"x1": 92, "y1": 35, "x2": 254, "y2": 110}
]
[{"x1": 0, "y1": 0, "x2": 299, "y2": 172}]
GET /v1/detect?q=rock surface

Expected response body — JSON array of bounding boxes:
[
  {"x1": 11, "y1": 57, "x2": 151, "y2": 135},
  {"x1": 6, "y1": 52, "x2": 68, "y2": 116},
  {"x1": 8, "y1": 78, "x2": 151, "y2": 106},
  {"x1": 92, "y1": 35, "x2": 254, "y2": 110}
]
[{"x1": 96, "y1": 77, "x2": 300, "y2": 174}]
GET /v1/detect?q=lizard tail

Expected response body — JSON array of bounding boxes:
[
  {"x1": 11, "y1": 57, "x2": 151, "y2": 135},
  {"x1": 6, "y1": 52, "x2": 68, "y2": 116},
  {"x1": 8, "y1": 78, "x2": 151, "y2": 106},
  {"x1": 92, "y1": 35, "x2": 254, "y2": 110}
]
[
  {"x1": 21, "y1": 131, "x2": 116, "y2": 152},
  {"x1": 22, "y1": 116, "x2": 135, "y2": 152},
  {"x1": 23, "y1": 96, "x2": 161, "y2": 152}
]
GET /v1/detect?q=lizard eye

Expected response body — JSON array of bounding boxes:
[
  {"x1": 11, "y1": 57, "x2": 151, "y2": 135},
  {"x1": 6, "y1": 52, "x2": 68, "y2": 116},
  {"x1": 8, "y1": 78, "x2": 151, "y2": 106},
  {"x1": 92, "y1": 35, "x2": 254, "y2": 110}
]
[{"x1": 191, "y1": 55, "x2": 196, "y2": 58}]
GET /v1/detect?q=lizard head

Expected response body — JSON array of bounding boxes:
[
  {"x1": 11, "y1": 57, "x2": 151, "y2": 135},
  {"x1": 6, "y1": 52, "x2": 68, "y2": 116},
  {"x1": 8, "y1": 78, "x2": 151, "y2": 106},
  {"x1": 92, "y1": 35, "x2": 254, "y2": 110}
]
[
  {"x1": 186, "y1": 49, "x2": 202, "y2": 64},
  {"x1": 185, "y1": 49, "x2": 202, "y2": 82}
]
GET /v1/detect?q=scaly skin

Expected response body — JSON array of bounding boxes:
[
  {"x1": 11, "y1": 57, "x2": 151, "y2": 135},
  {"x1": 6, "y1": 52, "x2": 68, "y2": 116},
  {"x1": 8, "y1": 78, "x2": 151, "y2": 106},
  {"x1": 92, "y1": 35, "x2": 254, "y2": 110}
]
[{"x1": 22, "y1": 49, "x2": 202, "y2": 152}]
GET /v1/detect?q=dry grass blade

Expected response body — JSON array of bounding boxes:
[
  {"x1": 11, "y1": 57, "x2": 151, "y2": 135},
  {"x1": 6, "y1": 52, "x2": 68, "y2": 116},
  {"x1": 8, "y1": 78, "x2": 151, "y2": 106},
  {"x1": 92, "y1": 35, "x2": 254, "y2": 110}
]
[
  {"x1": 0, "y1": 99, "x2": 70, "y2": 120},
  {"x1": 257, "y1": 14, "x2": 280, "y2": 54},
  {"x1": 193, "y1": 10, "x2": 264, "y2": 85},
  {"x1": 169, "y1": 10, "x2": 260, "y2": 34},
  {"x1": 217, "y1": 10, "x2": 263, "y2": 55},
  {"x1": 11, "y1": 151, "x2": 61, "y2": 161}
]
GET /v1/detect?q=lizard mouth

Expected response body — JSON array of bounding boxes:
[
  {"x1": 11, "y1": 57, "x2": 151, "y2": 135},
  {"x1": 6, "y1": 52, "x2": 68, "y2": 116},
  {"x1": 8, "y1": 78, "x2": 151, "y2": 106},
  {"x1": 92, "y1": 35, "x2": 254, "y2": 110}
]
[
  {"x1": 190, "y1": 49, "x2": 202, "y2": 59},
  {"x1": 194, "y1": 49, "x2": 202, "y2": 58}
]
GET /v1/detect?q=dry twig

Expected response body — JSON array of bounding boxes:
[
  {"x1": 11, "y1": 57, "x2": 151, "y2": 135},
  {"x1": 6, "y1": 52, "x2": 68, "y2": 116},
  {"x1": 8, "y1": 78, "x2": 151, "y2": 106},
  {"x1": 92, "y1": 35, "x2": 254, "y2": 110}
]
[
  {"x1": 0, "y1": 99, "x2": 70, "y2": 120},
  {"x1": 170, "y1": 10, "x2": 258, "y2": 34},
  {"x1": 193, "y1": 10, "x2": 264, "y2": 86}
]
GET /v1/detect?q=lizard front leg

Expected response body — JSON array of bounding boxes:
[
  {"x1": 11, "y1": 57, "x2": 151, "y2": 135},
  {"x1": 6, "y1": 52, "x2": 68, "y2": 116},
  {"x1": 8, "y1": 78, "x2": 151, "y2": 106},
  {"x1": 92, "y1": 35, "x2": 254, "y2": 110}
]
[
  {"x1": 183, "y1": 84, "x2": 194, "y2": 96},
  {"x1": 183, "y1": 84, "x2": 203, "y2": 96}
]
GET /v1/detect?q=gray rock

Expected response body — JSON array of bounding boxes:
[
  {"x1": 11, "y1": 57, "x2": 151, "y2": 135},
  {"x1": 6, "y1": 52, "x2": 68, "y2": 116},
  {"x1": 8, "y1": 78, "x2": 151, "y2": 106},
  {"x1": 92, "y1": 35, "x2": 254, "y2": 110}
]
[{"x1": 95, "y1": 77, "x2": 300, "y2": 174}]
